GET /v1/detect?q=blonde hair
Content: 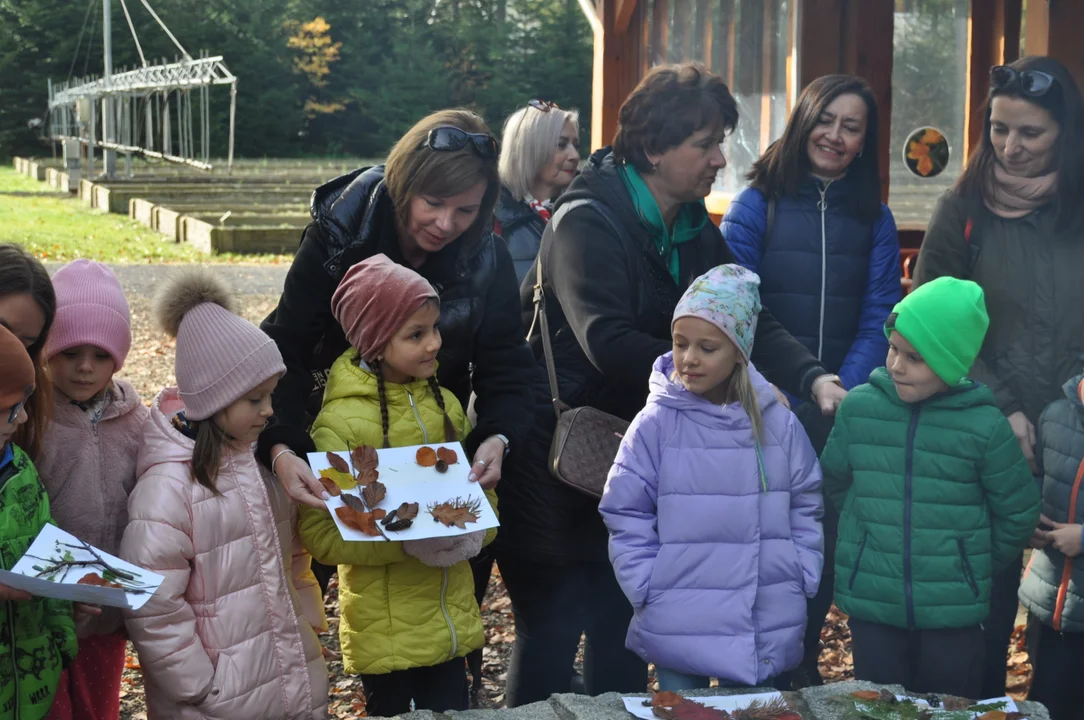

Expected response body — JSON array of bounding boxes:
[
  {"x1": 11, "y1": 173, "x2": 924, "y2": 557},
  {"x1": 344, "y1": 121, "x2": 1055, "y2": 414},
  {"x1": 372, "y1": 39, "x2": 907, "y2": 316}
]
[
  {"x1": 499, "y1": 105, "x2": 580, "y2": 201},
  {"x1": 384, "y1": 109, "x2": 500, "y2": 248},
  {"x1": 671, "y1": 360, "x2": 763, "y2": 443}
]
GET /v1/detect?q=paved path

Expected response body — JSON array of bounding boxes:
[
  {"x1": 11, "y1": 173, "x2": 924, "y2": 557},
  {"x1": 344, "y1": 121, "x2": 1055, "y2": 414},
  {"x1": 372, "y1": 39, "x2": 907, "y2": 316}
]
[{"x1": 44, "y1": 263, "x2": 290, "y2": 296}]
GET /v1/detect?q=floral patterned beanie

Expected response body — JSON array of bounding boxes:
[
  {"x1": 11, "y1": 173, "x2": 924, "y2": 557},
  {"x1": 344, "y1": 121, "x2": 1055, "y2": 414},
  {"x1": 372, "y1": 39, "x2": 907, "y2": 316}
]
[{"x1": 672, "y1": 263, "x2": 762, "y2": 363}]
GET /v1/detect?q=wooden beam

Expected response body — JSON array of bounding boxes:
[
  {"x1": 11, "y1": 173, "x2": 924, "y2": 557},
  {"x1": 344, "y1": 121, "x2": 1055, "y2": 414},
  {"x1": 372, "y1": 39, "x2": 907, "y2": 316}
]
[
  {"x1": 851, "y1": 1, "x2": 894, "y2": 202},
  {"x1": 1048, "y1": 0, "x2": 1084, "y2": 92},
  {"x1": 759, "y1": 0, "x2": 775, "y2": 153},
  {"x1": 614, "y1": 0, "x2": 636, "y2": 34},
  {"x1": 965, "y1": 0, "x2": 1024, "y2": 159},
  {"x1": 798, "y1": 0, "x2": 844, "y2": 89},
  {"x1": 591, "y1": 0, "x2": 644, "y2": 151}
]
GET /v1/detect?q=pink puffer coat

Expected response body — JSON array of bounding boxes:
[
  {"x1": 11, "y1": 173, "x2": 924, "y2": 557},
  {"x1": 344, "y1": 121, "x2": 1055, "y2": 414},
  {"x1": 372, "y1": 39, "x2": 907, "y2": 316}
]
[{"x1": 120, "y1": 388, "x2": 329, "y2": 719}]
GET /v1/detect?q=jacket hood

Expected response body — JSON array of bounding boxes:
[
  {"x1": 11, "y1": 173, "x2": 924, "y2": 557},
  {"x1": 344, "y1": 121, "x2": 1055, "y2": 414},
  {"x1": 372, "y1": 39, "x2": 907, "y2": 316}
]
[
  {"x1": 136, "y1": 387, "x2": 257, "y2": 478},
  {"x1": 495, "y1": 185, "x2": 539, "y2": 229},
  {"x1": 322, "y1": 348, "x2": 443, "y2": 409},
  {"x1": 51, "y1": 377, "x2": 144, "y2": 428},
  {"x1": 1063, "y1": 371, "x2": 1084, "y2": 421},
  {"x1": 647, "y1": 352, "x2": 779, "y2": 428},
  {"x1": 867, "y1": 366, "x2": 993, "y2": 409}
]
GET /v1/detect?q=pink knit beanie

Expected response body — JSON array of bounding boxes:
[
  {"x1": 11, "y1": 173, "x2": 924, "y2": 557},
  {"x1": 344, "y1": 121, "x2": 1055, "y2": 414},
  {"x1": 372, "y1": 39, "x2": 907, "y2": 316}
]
[
  {"x1": 152, "y1": 269, "x2": 285, "y2": 421},
  {"x1": 45, "y1": 260, "x2": 131, "y2": 370},
  {"x1": 331, "y1": 254, "x2": 438, "y2": 362}
]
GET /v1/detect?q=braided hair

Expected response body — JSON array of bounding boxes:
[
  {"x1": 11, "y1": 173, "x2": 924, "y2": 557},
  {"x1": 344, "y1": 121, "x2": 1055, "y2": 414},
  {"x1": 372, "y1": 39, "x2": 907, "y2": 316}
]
[
  {"x1": 371, "y1": 360, "x2": 392, "y2": 449},
  {"x1": 427, "y1": 375, "x2": 459, "y2": 442}
]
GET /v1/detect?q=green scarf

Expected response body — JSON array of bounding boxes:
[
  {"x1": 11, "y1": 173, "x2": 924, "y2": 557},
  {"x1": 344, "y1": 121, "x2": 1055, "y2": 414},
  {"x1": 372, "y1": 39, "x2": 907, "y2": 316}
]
[{"x1": 618, "y1": 163, "x2": 707, "y2": 285}]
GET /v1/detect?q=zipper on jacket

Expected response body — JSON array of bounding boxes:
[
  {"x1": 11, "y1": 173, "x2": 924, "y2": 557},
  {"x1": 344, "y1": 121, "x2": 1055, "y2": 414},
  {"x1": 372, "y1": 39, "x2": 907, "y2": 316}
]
[
  {"x1": 439, "y1": 568, "x2": 458, "y2": 658},
  {"x1": 848, "y1": 532, "x2": 869, "y2": 590},
  {"x1": 956, "y1": 539, "x2": 979, "y2": 598},
  {"x1": 1053, "y1": 456, "x2": 1084, "y2": 630},
  {"x1": 904, "y1": 407, "x2": 920, "y2": 628},
  {"x1": 405, "y1": 389, "x2": 429, "y2": 444},
  {"x1": 816, "y1": 180, "x2": 833, "y2": 361}
]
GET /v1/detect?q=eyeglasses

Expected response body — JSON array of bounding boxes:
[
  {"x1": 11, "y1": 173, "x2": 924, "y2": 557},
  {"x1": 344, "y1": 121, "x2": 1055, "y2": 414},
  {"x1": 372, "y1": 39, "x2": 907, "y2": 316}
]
[
  {"x1": 6, "y1": 387, "x2": 32, "y2": 424},
  {"x1": 990, "y1": 65, "x2": 1057, "y2": 97},
  {"x1": 528, "y1": 99, "x2": 560, "y2": 113},
  {"x1": 423, "y1": 126, "x2": 498, "y2": 161}
]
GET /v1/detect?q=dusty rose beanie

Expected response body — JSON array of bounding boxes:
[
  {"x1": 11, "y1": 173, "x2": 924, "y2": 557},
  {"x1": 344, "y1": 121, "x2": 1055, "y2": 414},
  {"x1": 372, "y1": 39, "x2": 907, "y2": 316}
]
[
  {"x1": 152, "y1": 268, "x2": 285, "y2": 421},
  {"x1": 331, "y1": 254, "x2": 438, "y2": 363},
  {"x1": 45, "y1": 260, "x2": 132, "y2": 369}
]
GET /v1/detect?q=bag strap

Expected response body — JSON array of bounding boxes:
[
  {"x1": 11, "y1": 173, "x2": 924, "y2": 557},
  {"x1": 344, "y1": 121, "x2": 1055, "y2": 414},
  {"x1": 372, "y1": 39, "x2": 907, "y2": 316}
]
[
  {"x1": 763, "y1": 194, "x2": 777, "y2": 253},
  {"x1": 527, "y1": 198, "x2": 626, "y2": 420}
]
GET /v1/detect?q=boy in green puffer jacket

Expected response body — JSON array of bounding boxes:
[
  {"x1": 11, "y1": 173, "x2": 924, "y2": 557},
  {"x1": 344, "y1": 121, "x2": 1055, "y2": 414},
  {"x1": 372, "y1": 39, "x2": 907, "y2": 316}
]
[
  {"x1": 822, "y1": 277, "x2": 1039, "y2": 698},
  {"x1": 0, "y1": 325, "x2": 78, "y2": 719}
]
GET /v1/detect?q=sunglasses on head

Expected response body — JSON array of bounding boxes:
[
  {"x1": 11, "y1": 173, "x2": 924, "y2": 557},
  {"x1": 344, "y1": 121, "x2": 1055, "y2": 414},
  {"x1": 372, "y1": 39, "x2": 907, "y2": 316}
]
[
  {"x1": 528, "y1": 99, "x2": 560, "y2": 113},
  {"x1": 990, "y1": 65, "x2": 1057, "y2": 97},
  {"x1": 423, "y1": 126, "x2": 498, "y2": 161}
]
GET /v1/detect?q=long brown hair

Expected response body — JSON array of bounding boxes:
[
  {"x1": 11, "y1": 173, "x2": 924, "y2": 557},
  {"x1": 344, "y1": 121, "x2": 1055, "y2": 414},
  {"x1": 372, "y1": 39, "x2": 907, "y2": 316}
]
[
  {"x1": 746, "y1": 74, "x2": 882, "y2": 223},
  {"x1": 0, "y1": 245, "x2": 56, "y2": 460},
  {"x1": 368, "y1": 358, "x2": 458, "y2": 448},
  {"x1": 384, "y1": 109, "x2": 501, "y2": 253},
  {"x1": 191, "y1": 419, "x2": 229, "y2": 494},
  {"x1": 955, "y1": 55, "x2": 1084, "y2": 231}
]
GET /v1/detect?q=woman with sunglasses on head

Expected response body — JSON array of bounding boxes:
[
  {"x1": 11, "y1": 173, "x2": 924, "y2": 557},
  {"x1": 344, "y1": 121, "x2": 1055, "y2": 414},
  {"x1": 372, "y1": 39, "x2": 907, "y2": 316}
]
[
  {"x1": 258, "y1": 110, "x2": 535, "y2": 555},
  {"x1": 496, "y1": 100, "x2": 582, "y2": 283},
  {"x1": 720, "y1": 74, "x2": 900, "y2": 687},
  {"x1": 494, "y1": 63, "x2": 844, "y2": 707},
  {"x1": 915, "y1": 55, "x2": 1084, "y2": 700}
]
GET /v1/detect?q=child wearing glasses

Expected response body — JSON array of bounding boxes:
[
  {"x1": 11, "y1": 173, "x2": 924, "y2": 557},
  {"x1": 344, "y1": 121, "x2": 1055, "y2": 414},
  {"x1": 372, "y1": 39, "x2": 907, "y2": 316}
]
[
  {"x1": 31, "y1": 261, "x2": 150, "y2": 720},
  {"x1": 0, "y1": 324, "x2": 79, "y2": 720}
]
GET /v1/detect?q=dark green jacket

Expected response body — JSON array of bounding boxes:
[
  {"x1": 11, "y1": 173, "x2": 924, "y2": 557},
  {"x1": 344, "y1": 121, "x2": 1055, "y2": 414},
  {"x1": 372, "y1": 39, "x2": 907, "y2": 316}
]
[
  {"x1": 822, "y1": 369, "x2": 1040, "y2": 629},
  {"x1": 915, "y1": 190, "x2": 1084, "y2": 427},
  {"x1": 0, "y1": 445, "x2": 77, "y2": 720},
  {"x1": 1018, "y1": 373, "x2": 1084, "y2": 632}
]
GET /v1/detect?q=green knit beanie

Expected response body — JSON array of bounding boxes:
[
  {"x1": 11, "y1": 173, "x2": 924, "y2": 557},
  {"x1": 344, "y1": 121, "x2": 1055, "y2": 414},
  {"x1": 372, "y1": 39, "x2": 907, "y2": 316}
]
[{"x1": 886, "y1": 276, "x2": 989, "y2": 386}]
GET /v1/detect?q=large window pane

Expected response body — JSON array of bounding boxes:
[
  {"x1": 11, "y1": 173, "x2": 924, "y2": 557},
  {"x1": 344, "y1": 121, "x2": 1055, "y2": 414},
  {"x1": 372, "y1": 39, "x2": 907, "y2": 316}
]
[
  {"x1": 888, "y1": 0, "x2": 970, "y2": 225},
  {"x1": 642, "y1": 0, "x2": 794, "y2": 194}
]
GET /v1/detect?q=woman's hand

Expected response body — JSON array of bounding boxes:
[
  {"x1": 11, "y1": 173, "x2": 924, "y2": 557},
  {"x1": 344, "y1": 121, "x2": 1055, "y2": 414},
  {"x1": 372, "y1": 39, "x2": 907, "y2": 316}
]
[
  {"x1": 468, "y1": 436, "x2": 506, "y2": 489},
  {"x1": 1048, "y1": 521, "x2": 1084, "y2": 558},
  {"x1": 1030, "y1": 513, "x2": 1055, "y2": 549},
  {"x1": 0, "y1": 584, "x2": 31, "y2": 602},
  {"x1": 811, "y1": 375, "x2": 847, "y2": 416},
  {"x1": 271, "y1": 444, "x2": 329, "y2": 511},
  {"x1": 1007, "y1": 411, "x2": 1037, "y2": 473}
]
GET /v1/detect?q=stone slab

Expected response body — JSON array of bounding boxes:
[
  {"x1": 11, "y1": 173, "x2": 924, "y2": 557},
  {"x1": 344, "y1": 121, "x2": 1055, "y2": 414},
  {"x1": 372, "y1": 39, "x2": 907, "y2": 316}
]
[{"x1": 801, "y1": 680, "x2": 1049, "y2": 720}]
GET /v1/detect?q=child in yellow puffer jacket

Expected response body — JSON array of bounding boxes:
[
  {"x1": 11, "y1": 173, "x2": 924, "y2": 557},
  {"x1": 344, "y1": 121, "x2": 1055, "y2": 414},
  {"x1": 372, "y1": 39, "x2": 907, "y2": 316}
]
[{"x1": 298, "y1": 255, "x2": 496, "y2": 718}]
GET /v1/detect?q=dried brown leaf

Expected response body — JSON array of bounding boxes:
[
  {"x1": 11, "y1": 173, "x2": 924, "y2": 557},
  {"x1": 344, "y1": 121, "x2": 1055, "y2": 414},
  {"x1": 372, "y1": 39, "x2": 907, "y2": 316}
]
[
  {"x1": 395, "y1": 502, "x2": 419, "y2": 521},
  {"x1": 356, "y1": 467, "x2": 380, "y2": 487},
  {"x1": 436, "y1": 446, "x2": 458, "y2": 465},
  {"x1": 428, "y1": 496, "x2": 482, "y2": 529},
  {"x1": 317, "y1": 474, "x2": 342, "y2": 497},
  {"x1": 326, "y1": 452, "x2": 351, "y2": 474},
  {"x1": 362, "y1": 480, "x2": 386, "y2": 508},
  {"x1": 341, "y1": 494, "x2": 366, "y2": 513},
  {"x1": 351, "y1": 445, "x2": 378, "y2": 472},
  {"x1": 416, "y1": 446, "x2": 438, "y2": 467}
]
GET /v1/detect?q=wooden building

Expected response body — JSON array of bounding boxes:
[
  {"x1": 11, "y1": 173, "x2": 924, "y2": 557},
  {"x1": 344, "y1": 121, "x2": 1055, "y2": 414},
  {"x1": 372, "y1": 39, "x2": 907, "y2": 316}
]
[{"x1": 581, "y1": 0, "x2": 1084, "y2": 269}]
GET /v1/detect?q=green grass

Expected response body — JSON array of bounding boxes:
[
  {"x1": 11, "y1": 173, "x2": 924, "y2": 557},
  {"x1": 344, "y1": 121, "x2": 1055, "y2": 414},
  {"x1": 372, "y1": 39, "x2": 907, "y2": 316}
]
[{"x1": 0, "y1": 167, "x2": 290, "y2": 264}]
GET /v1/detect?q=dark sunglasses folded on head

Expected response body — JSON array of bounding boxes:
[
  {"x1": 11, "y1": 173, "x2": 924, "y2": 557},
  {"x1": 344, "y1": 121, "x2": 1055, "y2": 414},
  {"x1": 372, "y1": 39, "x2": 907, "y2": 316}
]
[
  {"x1": 423, "y1": 126, "x2": 498, "y2": 160},
  {"x1": 6, "y1": 389, "x2": 31, "y2": 424},
  {"x1": 990, "y1": 65, "x2": 1057, "y2": 97},
  {"x1": 528, "y1": 99, "x2": 560, "y2": 112}
]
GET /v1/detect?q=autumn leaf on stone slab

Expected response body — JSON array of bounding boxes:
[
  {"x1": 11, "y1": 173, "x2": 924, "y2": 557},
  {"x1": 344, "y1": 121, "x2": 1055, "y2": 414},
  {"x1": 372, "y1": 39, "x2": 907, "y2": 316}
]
[
  {"x1": 851, "y1": 692, "x2": 881, "y2": 701},
  {"x1": 651, "y1": 691, "x2": 685, "y2": 707},
  {"x1": 351, "y1": 445, "x2": 378, "y2": 472},
  {"x1": 362, "y1": 480, "x2": 386, "y2": 508},
  {"x1": 428, "y1": 496, "x2": 483, "y2": 529},
  {"x1": 416, "y1": 446, "x2": 438, "y2": 467}
]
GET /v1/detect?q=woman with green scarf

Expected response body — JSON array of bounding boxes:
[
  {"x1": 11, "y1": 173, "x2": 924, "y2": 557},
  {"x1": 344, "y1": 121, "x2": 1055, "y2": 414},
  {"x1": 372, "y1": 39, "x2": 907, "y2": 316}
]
[{"x1": 494, "y1": 62, "x2": 846, "y2": 707}]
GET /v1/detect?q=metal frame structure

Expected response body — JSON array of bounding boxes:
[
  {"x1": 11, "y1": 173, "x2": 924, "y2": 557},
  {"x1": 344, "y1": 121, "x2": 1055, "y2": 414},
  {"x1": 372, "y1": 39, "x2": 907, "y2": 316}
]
[{"x1": 47, "y1": 0, "x2": 238, "y2": 175}]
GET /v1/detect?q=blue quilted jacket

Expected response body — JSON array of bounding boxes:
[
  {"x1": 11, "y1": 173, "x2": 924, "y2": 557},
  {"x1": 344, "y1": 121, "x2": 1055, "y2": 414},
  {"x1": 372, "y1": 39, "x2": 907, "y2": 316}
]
[{"x1": 721, "y1": 176, "x2": 900, "y2": 392}]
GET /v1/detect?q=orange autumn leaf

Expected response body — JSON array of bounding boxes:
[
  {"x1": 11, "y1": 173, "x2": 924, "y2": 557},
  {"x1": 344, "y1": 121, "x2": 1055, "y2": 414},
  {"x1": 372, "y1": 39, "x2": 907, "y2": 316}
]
[
  {"x1": 850, "y1": 691, "x2": 881, "y2": 701},
  {"x1": 416, "y1": 446, "x2": 438, "y2": 467},
  {"x1": 651, "y1": 691, "x2": 685, "y2": 707},
  {"x1": 77, "y1": 572, "x2": 123, "y2": 589},
  {"x1": 907, "y1": 139, "x2": 934, "y2": 176},
  {"x1": 317, "y1": 474, "x2": 342, "y2": 496},
  {"x1": 335, "y1": 505, "x2": 386, "y2": 536},
  {"x1": 428, "y1": 497, "x2": 483, "y2": 529},
  {"x1": 920, "y1": 128, "x2": 944, "y2": 145},
  {"x1": 436, "y1": 446, "x2": 458, "y2": 465}
]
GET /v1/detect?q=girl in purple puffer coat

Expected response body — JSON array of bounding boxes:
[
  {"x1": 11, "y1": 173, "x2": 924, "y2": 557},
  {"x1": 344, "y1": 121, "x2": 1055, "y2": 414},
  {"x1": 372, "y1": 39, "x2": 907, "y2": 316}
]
[{"x1": 600, "y1": 264, "x2": 824, "y2": 692}]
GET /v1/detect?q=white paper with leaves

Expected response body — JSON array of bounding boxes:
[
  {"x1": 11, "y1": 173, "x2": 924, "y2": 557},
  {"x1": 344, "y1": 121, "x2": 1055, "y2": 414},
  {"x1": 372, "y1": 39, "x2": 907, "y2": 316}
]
[
  {"x1": 307, "y1": 442, "x2": 499, "y2": 542},
  {"x1": 621, "y1": 691, "x2": 783, "y2": 720},
  {"x1": 0, "y1": 524, "x2": 164, "y2": 609}
]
